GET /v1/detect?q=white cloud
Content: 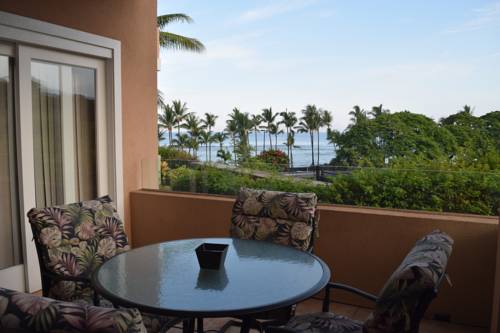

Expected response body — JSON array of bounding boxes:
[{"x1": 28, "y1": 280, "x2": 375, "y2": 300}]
[
  {"x1": 444, "y1": 2, "x2": 500, "y2": 33},
  {"x1": 236, "y1": 0, "x2": 317, "y2": 23}
]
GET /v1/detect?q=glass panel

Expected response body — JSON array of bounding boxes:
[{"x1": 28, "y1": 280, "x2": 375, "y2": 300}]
[
  {"x1": 32, "y1": 61, "x2": 97, "y2": 207},
  {"x1": 0, "y1": 55, "x2": 22, "y2": 269}
]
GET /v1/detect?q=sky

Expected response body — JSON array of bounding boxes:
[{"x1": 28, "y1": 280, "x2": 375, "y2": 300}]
[{"x1": 157, "y1": 0, "x2": 500, "y2": 131}]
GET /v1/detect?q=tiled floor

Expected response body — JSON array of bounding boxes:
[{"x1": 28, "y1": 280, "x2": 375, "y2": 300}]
[{"x1": 191, "y1": 299, "x2": 487, "y2": 333}]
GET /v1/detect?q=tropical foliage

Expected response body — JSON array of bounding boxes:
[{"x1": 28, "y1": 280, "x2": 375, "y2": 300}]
[{"x1": 164, "y1": 165, "x2": 499, "y2": 215}]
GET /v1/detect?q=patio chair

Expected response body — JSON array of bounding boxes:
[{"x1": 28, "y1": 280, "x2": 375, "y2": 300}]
[
  {"x1": 0, "y1": 287, "x2": 146, "y2": 332},
  {"x1": 230, "y1": 187, "x2": 319, "y2": 252},
  {"x1": 221, "y1": 188, "x2": 320, "y2": 332},
  {"x1": 27, "y1": 195, "x2": 181, "y2": 333},
  {"x1": 267, "y1": 230, "x2": 454, "y2": 333}
]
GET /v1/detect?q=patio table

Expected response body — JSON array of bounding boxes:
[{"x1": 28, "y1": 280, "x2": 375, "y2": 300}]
[{"x1": 92, "y1": 238, "x2": 330, "y2": 333}]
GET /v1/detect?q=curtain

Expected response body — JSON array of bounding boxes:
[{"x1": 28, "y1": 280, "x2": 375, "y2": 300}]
[
  {"x1": 32, "y1": 62, "x2": 97, "y2": 207},
  {"x1": 0, "y1": 55, "x2": 21, "y2": 269},
  {"x1": 32, "y1": 62, "x2": 64, "y2": 207},
  {"x1": 73, "y1": 67, "x2": 97, "y2": 201}
]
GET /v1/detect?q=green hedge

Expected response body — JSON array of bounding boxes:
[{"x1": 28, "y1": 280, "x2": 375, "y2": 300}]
[{"x1": 168, "y1": 166, "x2": 500, "y2": 216}]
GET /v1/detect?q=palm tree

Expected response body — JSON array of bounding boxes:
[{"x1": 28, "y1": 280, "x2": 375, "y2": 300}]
[
  {"x1": 212, "y1": 132, "x2": 227, "y2": 152},
  {"x1": 226, "y1": 118, "x2": 238, "y2": 161},
  {"x1": 369, "y1": 104, "x2": 389, "y2": 118},
  {"x1": 172, "y1": 100, "x2": 190, "y2": 140},
  {"x1": 202, "y1": 113, "x2": 218, "y2": 162},
  {"x1": 157, "y1": 13, "x2": 205, "y2": 52},
  {"x1": 199, "y1": 130, "x2": 211, "y2": 163},
  {"x1": 158, "y1": 125, "x2": 166, "y2": 142},
  {"x1": 261, "y1": 107, "x2": 278, "y2": 150},
  {"x1": 280, "y1": 110, "x2": 298, "y2": 166},
  {"x1": 297, "y1": 105, "x2": 321, "y2": 167},
  {"x1": 251, "y1": 114, "x2": 262, "y2": 156},
  {"x1": 156, "y1": 13, "x2": 204, "y2": 115},
  {"x1": 286, "y1": 130, "x2": 297, "y2": 168},
  {"x1": 318, "y1": 109, "x2": 332, "y2": 165},
  {"x1": 158, "y1": 103, "x2": 176, "y2": 145},
  {"x1": 348, "y1": 105, "x2": 367, "y2": 126},
  {"x1": 268, "y1": 123, "x2": 282, "y2": 150},
  {"x1": 172, "y1": 133, "x2": 190, "y2": 152},
  {"x1": 228, "y1": 108, "x2": 253, "y2": 161},
  {"x1": 182, "y1": 113, "x2": 202, "y2": 157},
  {"x1": 157, "y1": 89, "x2": 167, "y2": 109}
]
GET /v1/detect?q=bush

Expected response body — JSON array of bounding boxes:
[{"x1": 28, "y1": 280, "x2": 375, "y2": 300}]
[
  {"x1": 158, "y1": 146, "x2": 196, "y2": 161},
  {"x1": 165, "y1": 165, "x2": 500, "y2": 215},
  {"x1": 256, "y1": 150, "x2": 289, "y2": 171}
]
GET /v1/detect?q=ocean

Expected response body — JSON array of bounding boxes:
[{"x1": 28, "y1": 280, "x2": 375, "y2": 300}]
[{"x1": 160, "y1": 132, "x2": 335, "y2": 167}]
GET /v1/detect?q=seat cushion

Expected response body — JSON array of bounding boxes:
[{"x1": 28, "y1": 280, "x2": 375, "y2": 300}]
[
  {"x1": 284, "y1": 312, "x2": 363, "y2": 333},
  {"x1": 27, "y1": 195, "x2": 130, "y2": 281},
  {"x1": 363, "y1": 230, "x2": 453, "y2": 333},
  {"x1": 0, "y1": 288, "x2": 146, "y2": 333},
  {"x1": 231, "y1": 188, "x2": 318, "y2": 251}
]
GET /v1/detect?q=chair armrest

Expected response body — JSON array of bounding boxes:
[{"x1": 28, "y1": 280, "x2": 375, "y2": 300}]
[
  {"x1": 42, "y1": 271, "x2": 91, "y2": 283},
  {"x1": 322, "y1": 282, "x2": 378, "y2": 312}
]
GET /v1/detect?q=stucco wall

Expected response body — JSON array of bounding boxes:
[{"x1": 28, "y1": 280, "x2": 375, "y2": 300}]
[
  {"x1": 0, "y1": 0, "x2": 158, "y2": 238},
  {"x1": 131, "y1": 190, "x2": 498, "y2": 327}
]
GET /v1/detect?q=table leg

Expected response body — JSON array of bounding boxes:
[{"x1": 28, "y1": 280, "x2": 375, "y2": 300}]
[
  {"x1": 240, "y1": 317, "x2": 251, "y2": 333},
  {"x1": 183, "y1": 319, "x2": 195, "y2": 333},
  {"x1": 197, "y1": 317, "x2": 204, "y2": 333}
]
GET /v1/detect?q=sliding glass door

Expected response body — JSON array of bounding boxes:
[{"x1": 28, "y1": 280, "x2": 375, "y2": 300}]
[{"x1": 15, "y1": 46, "x2": 109, "y2": 291}]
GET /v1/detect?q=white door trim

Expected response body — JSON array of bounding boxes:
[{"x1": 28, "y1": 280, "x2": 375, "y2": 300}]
[{"x1": 0, "y1": 10, "x2": 124, "y2": 292}]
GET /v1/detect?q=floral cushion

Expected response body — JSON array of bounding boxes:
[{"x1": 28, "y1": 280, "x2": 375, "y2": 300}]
[
  {"x1": 27, "y1": 196, "x2": 130, "y2": 303},
  {"x1": 230, "y1": 188, "x2": 319, "y2": 252},
  {"x1": 0, "y1": 287, "x2": 146, "y2": 333},
  {"x1": 363, "y1": 230, "x2": 453, "y2": 333},
  {"x1": 27, "y1": 196, "x2": 181, "y2": 333},
  {"x1": 284, "y1": 312, "x2": 362, "y2": 333}
]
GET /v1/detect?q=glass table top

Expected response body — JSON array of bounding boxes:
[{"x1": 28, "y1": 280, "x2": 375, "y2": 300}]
[{"x1": 93, "y1": 238, "x2": 330, "y2": 317}]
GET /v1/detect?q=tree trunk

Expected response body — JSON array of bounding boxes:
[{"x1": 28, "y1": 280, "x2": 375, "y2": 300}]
[
  {"x1": 285, "y1": 128, "x2": 290, "y2": 167},
  {"x1": 275, "y1": 134, "x2": 278, "y2": 150},
  {"x1": 268, "y1": 131, "x2": 272, "y2": 150},
  {"x1": 206, "y1": 144, "x2": 209, "y2": 162},
  {"x1": 254, "y1": 130, "x2": 258, "y2": 156},
  {"x1": 262, "y1": 131, "x2": 266, "y2": 151},
  {"x1": 310, "y1": 132, "x2": 315, "y2": 166},
  {"x1": 317, "y1": 130, "x2": 320, "y2": 166}
]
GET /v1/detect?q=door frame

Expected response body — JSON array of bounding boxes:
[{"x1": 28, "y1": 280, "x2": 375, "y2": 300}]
[{"x1": 0, "y1": 10, "x2": 123, "y2": 292}]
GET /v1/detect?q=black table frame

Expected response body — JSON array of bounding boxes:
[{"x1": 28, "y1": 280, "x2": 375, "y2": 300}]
[{"x1": 91, "y1": 239, "x2": 331, "y2": 332}]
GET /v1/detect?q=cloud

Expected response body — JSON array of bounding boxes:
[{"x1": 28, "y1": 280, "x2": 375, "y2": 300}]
[
  {"x1": 444, "y1": 2, "x2": 500, "y2": 33},
  {"x1": 236, "y1": 0, "x2": 317, "y2": 23}
]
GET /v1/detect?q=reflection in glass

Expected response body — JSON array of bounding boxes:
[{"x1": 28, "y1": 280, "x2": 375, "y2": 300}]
[
  {"x1": 0, "y1": 55, "x2": 21, "y2": 269},
  {"x1": 32, "y1": 61, "x2": 97, "y2": 207},
  {"x1": 196, "y1": 267, "x2": 229, "y2": 291}
]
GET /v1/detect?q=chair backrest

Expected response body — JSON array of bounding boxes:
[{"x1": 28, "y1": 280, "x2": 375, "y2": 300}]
[
  {"x1": 230, "y1": 187, "x2": 319, "y2": 252},
  {"x1": 363, "y1": 230, "x2": 453, "y2": 333},
  {"x1": 27, "y1": 196, "x2": 130, "y2": 292},
  {"x1": 0, "y1": 287, "x2": 146, "y2": 333}
]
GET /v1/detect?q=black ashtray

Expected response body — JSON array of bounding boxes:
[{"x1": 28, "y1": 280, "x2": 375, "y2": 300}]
[{"x1": 195, "y1": 243, "x2": 228, "y2": 270}]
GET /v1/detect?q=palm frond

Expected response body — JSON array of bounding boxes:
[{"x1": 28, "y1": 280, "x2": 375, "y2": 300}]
[
  {"x1": 159, "y1": 31, "x2": 205, "y2": 52},
  {"x1": 157, "y1": 13, "x2": 193, "y2": 29}
]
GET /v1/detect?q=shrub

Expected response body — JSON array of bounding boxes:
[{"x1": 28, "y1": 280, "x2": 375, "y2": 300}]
[
  {"x1": 158, "y1": 146, "x2": 196, "y2": 161},
  {"x1": 165, "y1": 165, "x2": 500, "y2": 215},
  {"x1": 256, "y1": 150, "x2": 289, "y2": 171}
]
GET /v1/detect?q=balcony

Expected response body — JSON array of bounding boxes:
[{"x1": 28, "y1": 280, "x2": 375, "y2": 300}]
[{"x1": 130, "y1": 189, "x2": 498, "y2": 332}]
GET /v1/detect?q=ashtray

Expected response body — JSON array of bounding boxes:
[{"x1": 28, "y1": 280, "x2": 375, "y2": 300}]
[{"x1": 195, "y1": 243, "x2": 228, "y2": 270}]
